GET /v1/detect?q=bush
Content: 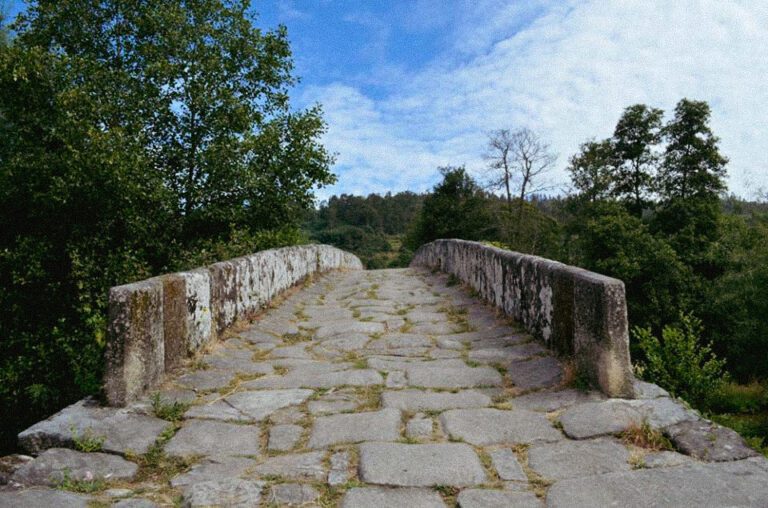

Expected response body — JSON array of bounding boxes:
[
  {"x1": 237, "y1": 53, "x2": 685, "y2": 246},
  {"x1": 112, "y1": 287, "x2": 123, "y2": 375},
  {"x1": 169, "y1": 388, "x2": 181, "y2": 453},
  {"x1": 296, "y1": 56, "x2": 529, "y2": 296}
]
[{"x1": 634, "y1": 313, "x2": 727, "y2": 407}]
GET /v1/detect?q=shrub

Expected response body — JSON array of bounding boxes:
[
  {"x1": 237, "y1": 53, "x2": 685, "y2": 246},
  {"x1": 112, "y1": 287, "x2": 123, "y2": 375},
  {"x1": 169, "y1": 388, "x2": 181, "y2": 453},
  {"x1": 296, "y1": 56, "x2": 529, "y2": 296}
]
[{"x1": 634, "y1": 313, "x2": 727, "y2": 407}]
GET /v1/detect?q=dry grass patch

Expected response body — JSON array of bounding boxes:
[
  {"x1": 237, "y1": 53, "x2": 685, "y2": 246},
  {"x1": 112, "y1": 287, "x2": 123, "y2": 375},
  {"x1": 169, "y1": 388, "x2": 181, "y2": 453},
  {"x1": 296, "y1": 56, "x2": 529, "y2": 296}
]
[{"x1": 620, "y1": 420, "x2": 673, "y2": 451}]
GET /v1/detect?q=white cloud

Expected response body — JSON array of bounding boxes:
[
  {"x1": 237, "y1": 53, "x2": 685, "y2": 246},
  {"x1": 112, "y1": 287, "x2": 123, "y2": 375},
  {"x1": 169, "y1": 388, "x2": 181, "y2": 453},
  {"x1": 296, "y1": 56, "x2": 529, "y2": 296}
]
[{"x1": 305, "y1": 0, "x2": 768, "y2": 198}]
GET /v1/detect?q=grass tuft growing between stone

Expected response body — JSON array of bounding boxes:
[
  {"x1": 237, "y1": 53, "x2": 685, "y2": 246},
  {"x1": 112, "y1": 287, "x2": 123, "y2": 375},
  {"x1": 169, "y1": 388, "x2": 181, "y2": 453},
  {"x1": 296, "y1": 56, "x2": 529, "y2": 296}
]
[
  {"x1": 620, "y1": 419, "x2": 673, "y2": 451},
  {"x1": 151, "y1": 392, "x2": 190, "y2": 422},
  {"x1": 128, "y1": 424, "x2": 198, "y2": 485},
  {"x1": 56, "y1": 470, "x2": 108, "y2": 494},
  {"x1": 71, "y1": 426, "x2": 105, "y2": 453}
]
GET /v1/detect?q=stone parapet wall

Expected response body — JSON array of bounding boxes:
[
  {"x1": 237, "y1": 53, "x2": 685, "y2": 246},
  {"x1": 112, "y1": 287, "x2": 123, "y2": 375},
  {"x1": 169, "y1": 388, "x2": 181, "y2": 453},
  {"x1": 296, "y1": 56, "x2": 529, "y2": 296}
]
[
  {"x1": 104, "y1": 245, "x2": 363, "y2": 406},
  {"x1": 411, "y1": 239, "x2": 635, "y2": 398}
]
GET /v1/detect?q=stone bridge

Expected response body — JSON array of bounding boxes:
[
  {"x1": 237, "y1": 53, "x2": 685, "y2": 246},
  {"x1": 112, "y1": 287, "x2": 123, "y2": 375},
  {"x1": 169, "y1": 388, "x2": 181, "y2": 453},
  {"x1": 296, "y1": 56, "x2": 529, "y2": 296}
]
[{"x1": 2, "y1": 242, "x2": 767, "y2": 507}]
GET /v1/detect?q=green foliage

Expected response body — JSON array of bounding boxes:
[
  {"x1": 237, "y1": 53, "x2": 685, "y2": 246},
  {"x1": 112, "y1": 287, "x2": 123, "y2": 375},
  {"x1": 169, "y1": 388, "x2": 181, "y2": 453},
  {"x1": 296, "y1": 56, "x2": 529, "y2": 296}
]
[
  {"x1": 407, "y1": 166, "x2": 495, "y2": 248},
  {"x1": 708, "y1": 382, "x2": 768, "y2": 415},
  {"x1": 634, "y1": 313, "x2": 727, "y2": 407},
  {"x1": 611, "y1": 104, "x2": 663, "y2": 215},
  {"x1": 567, "y1": 201, "x2": 691, "y2": 331},
  {"x1": 56, "y1": 470, "x2": 108, "y2": 494},
  {"x1": 0, "y1": 1, "x2": 331, "y2": 453},
  {"x1": 71, "y1": 427, "x2": 105, "y2": 453},
  {"x1": 702, "y1": 214, "x2": 768, "y2": 381},
  {"x1": 659, "y1": 99, "x2": 728, "y2": 202},
  {"x1": 303, "y1": 191, "x2": 423, "y2": 268},
  {"x1": 710, "y1": 412, "x2": 768, "y2": 457},
  {"x1": 567, "y1": 139, "x2": 615, "y2": 203},
  {"x1": 150, "y1": 393, "x2": 190, "y2": 423}
]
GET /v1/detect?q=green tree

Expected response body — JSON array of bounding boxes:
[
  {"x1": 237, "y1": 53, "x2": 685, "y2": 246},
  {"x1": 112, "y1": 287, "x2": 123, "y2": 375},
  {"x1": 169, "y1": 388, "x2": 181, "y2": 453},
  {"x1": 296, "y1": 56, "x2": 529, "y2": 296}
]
[
  {"x1": 611, "y1": 104, "x2": 663, "y2": 215},
  {"x1": 567, "y1": 139, "x2": 615, "y2": 203},
  {"x1": 568, "y1": 201, "x2": 691, "y2": 332},
  {"x1": 659, "y1": 99, "x2": 727, "y2": 202},
  {"x1": 704, "y1": 214, "x2": 768, "y2": 381},
  {"x1": 16, "y1": 0, "x2": 335, "y2": 240},
  {"x1": 654, "y1": 99, "x2": 728, "y2": 272},
  {"x1": 407, "y1": 166, "x2": 494, "y2": 248},
  {"x1": 0, "y1": 0, "x2": 332, "y2": 453}
]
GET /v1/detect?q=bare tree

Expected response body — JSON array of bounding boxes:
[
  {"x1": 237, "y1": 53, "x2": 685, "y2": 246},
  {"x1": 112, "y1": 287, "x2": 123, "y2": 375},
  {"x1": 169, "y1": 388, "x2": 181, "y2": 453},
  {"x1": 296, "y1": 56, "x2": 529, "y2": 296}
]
[
  {"x1": 484, "y1": 129, "x2": 515, "y2": 208},
  {"x1": 483, "y1": 128, "x2": 556, "y2": 243}
]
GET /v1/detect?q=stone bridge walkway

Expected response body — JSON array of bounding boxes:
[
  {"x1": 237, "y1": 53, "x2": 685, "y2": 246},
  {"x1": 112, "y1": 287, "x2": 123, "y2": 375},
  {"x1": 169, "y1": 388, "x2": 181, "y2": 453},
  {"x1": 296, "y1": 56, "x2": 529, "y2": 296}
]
[{"x1": 4, "y1": 269, "x2": 768, "y2": 507}]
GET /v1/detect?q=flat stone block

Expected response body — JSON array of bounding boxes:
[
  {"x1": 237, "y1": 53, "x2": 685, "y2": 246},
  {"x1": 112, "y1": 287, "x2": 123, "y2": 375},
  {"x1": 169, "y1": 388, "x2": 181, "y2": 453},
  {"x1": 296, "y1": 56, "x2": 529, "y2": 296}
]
[
  {"x1": 559, "y1": 398, "x2": 697, "y2": 439},
  {"x1": 358, "y1": 442, "x2": 487, "y2": 487},
  {"x1": 440, "y1": 409, "x2": 562, "y2": 446},
  {"x1": 182, "y1": 478, "x2": 265, "y2": 508},
  {"x1": 176, "y1": 370, "x2": 236, "y2": 392},
  {"x1": 506, "y1": 356, "x2": 563, "y2": 390},
  {"x1": 546, "y1": 460, "x2": 768, "y2": 507},
  {"x1": 251, "y1": 451, "x2": 326, "y2": 481},
  {"x1": 489, "y1": 448, "x2": 527, "y2": 481},
  {"x1": 382, "y1": 390, "x2": 492, "y2": 411},
  {"x1": 328, "y1": 450, "x2": 351, "y2": 487},
  {"x1": 0, "y1": 488, "x2": 92, "y2": 508},
  {"x1": 511, "y1": 389, "x2": 604, "y2": 412},
  {"x1": 527, "y1": 438, "x2": 630, "y2": 480},
  {"x1": 406, "y1": 416, "x2": 434, "y2": 438},
  {"x1": 457, "y1": 489, "x2": 541, "y2": 508},
  {"x1": 407, "y1": 364, "x2": 502, "y2": 389},
  {"x1": 11, "y1": 448, "x2": 138, "y2": 486},
  {"x1": 225, "y1": 389, "x2": 313, "y2": 421},
  {"x1": 308, "y1": 409, "x2": 401, "y2": 448},
  {"x1": 665, "y1": 419, "x2": 758, "y2": 462},
  {"x1": 468, "y1": 342, "x2": 545, "y2": 363},
  {"x1": 314, "y1": 321, "x2": 385, "y2": 339},
  {"x1": 266, "y1": 483, "x2": 319, "y2": 506},
  {"x1": 170, "y1": 457, "x2": 256, "y2": 488},
  {"x1": 243, "y1": 369, "x2": 383, "y2": 389},
  {"x1": 341, "y1": 487, "x2": 446, "y2": 508},
  {"x1": 165, "y1": 420, "x2": 260, "y2": 458},
  {"x1": 268, "y1": 424, "x2": 303, "y2": 452},
  {"x1": 18, "y1": 399, "x2": 168, "y2": 456}
]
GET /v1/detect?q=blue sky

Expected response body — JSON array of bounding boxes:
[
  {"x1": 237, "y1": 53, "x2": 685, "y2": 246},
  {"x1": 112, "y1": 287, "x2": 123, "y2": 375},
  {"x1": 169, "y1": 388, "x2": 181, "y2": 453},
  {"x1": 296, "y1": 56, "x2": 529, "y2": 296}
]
[{"x1": 5, "y1": 1, "x2": 768, "y2": 199}]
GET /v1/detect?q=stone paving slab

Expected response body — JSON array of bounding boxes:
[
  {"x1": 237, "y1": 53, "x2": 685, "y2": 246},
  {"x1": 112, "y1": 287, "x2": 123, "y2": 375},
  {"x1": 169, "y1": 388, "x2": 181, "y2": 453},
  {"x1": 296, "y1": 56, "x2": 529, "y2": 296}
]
[
  {"x1": 527, "y1": 438, "x2": 630, "y2": 480},
  {"x1": 545, "y1": 459, "x2": 768, "y2": 507},
  {"x1": 0, "y1": 487, "x2": 92, "y2": 508},
  {"x1": 17, "y1": 399, "x2": 168, "y2": 456},
  {"x1": 457, "y1": 489, "x2": 542, "y2": 508},
  {"x1": 506, "y1": 356, "x2": 563, "y2": 390},
  {"x1": 559, "y1": 398, "x2": 698, "y2": 439},
  {"x1": 308, "y1": 409, "x2": 401, "y2": 448},
  {"x1": 406, "y1": 364, "x2": 502, "y2": 388},
  {"x1": 358, "y1": 442, "x2": 487, "y2": 487},
  {"x1": 251, "y1": 451, "x2": 327, "y2": 481},
  {"x1": 181, "y1": 478, "x2": 265, "y2": 508},
  {"x1": 510, "y1": 389, "x2": 605, "y2": 412},
  {"x1": 242, "y1": 369, "x2": 383, "y2": 389},
  {"x1": 266, "y1": 483, "x2": 320, "y2": 506},
  {"x1": 441, "y1": 409, "x2": 562, "y2": 445},
  {"x1": 11, "y1": 448, "x2": 138, "y2": 486},
  {"x1": 489, "y1": 448, "x2": 527, "y2": 481},
  {"x1": 165, "y1": 419, "x2": 261, "y2": 458},
  {"x1": 381, "y1": 390, "x2": 492, "y2": 411},
  {"x1": 665, "y1": 419, "x2": 758, "y2": 462},
  {"x1": 170, "y1": 457, "x2": 256, "y2": 488},
  {"x1": 341, "y1": 487, "x2": 446, "y2": 508}
]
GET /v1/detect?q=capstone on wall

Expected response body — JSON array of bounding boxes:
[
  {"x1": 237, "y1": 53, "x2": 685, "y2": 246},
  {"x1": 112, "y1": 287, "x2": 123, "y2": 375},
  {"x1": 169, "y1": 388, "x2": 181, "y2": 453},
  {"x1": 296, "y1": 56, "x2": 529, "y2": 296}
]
[
  {"x1": 104, "y1": 245, "x2": 362, "y2": 406},
  {"x1": 411, "y1": 239, "x2": 635, "y2": 398}
]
